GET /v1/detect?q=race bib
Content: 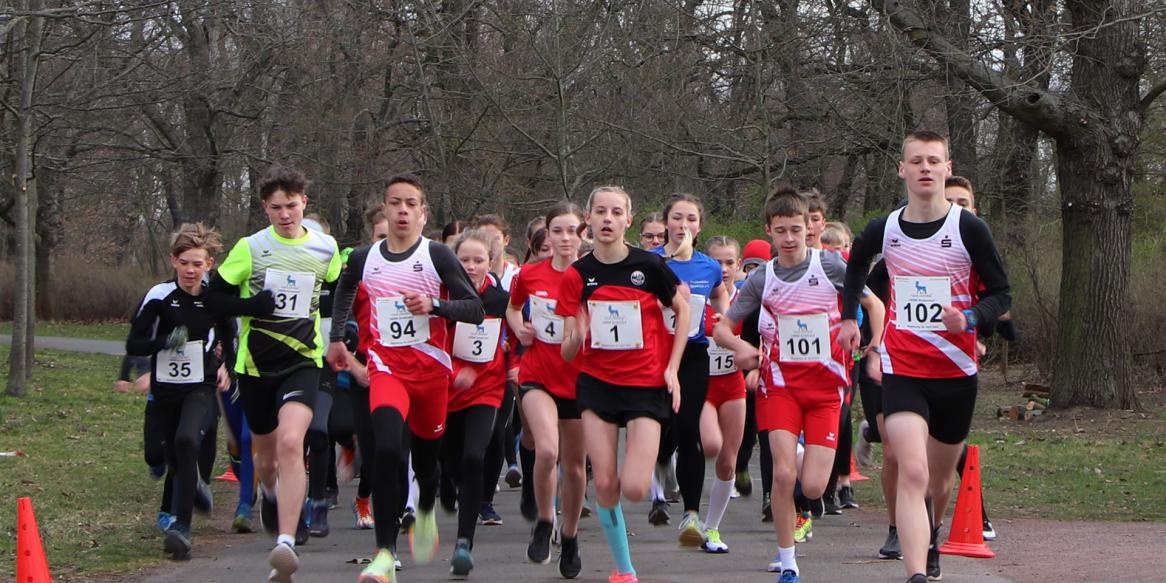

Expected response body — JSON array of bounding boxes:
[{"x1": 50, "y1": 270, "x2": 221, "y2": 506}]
[
  {"x1": 893, "y1": 276, "x2": 952, "y2": 332},
  {"x1": 319, "y1": 317, "x2": 333, "y2": 338},
  {"x1": 588, "y1": 300, "x2": 643, "y2": 350},
  {"x1": 662, "y1": 293, "x2": 706, "y2": 338},
  {"x1": 777, "y1": 313, "x2": 830, "y2": 362},
  {"x1": 529, "y1": 296, "x2": 565, "y2": 344},
  {"x1": 452, "y1": 319, "x2": 502, "y2": 363},
  {"x1": 156, "y1": 340, "x2": 205, "y2": 384},
  {"x1": 264, "y1": 269, "x2": 315, "y2": 319},
  {"x1": 708, "y1": 338, "x2": 737, "y2": 376},
  {"x1": 375, "y1": 296, "x2": 431, "y2": 347}
]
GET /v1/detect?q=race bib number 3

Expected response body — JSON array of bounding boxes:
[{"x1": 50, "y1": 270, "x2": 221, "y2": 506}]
[
  {"x1": 376, "y1": 296, "x2": 431, "y2": 347},
  {"x1": 893, "y1": 276, "x2": 952, "y2": 332},
  {"x1": 156, "y1": 340, "x2": 205, "y2": 384},
  {"x1": 264, "y1": 269, "x2": 315, "y2": 319},
  {"x1": 662, "y1": 293, "x2": 706, "y2": 338},
  {"x1": 588, "y1": 300, "x2": 644, "y2": 350},
  {"x1": 452, "y1": 319, "x2": 502, "y2": 363},
  {"x1": 708, "y1": 339, "x2": 737, "y2": 376},
  {"x1": 777, "y1": 313, "x2": 830, "y2": 363},
  {"x1": 529, "y1": 296, "x2": 565, "y2": 344}
]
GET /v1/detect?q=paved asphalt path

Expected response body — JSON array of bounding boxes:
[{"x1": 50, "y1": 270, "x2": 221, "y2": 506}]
[
  {"x1": 0, "y1": 334, "x2": 124, "y2": 356},
  {"x1": 134, "y1": 476, "x2": 1009, "y2": 583}
]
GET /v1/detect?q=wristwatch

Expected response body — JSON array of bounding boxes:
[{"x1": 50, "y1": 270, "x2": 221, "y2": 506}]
[
  {"x1": 432, "y1": 297, "x2": 442, "y2": 313},
  {"x1": 962, "y1": 308, "x2": 978, "y2": 332}
]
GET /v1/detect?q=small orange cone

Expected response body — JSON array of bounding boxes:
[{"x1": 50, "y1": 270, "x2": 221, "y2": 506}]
[
  {"x1": 16, "y1": 497, "x2": 52, "y2": 583},
  {"x1": 848, "y1": 452, "x2": 869, "y2": 481},
  {"x1": 214, "y1": 466, "x2": 238, "y2": 483},
  {"x1": 939, "y1": 444, "x2": 995, "y2": 558}
]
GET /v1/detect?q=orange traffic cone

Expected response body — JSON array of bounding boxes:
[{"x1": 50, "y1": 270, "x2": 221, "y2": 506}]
[
  {"x1": 939, "y1": 444, "x2": 995, "y2": 558},
  {"x1": 16, "y1": 497, "x2": 52, "y2": 583},
  {"x1": 847, "y1": 452, "x2": 869, "y2": 481},
  {"x1": 214, "y1": 466, "x2": 238, "y2": 483}
]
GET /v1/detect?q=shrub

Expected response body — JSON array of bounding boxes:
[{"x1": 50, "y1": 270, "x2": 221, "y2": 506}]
[{"x1": 0, "y1": 256, "x2": 157, "y2": 321}]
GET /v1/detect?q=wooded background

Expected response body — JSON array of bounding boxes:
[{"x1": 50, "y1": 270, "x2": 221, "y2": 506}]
[{"x1": 2, "y1": 1, "x2": 1164, "y2": 408}]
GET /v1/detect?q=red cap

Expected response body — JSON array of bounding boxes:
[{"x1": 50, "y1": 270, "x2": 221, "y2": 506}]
[{"x1": 742, "y1": 239, "x2": 772, "y2": 261}]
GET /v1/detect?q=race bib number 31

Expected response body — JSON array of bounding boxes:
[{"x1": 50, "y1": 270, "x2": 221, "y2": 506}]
[
  {"x1": 777, "y1": 313, "x2": 830, "y2": 362},
  {"x1": 893, "y1": 276, "x2": 951, "y2": 332},
  {"x1": 588, "y1": 300, "x2": 644, "y2": 350},
  {"x1": 452, "y1": 320, "x2": 502, "y2": 363},
  {"x1": 662, "y1": 293, "x2": 706, "y2": 338},
  {"x1": 156, "y1": 340, "x2": 205, "y2": 384},
  {"x1": 529, "y1": 296, "x2": 565, "y2": 344},
  {"x1": 264, "y1": 269, "x2": 315, "y2": 319},
  {"x1": 376, "y1": 296, "x2": 431, "y2": 347}
]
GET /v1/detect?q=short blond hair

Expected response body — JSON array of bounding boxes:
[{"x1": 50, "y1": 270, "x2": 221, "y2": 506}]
[
  {"x1": 170, "y1": 223, "x2": 222, "y2": 257},
  {"x1": 820, "y1": 222, "x2": 852, "y2": 248},
  {"x1": 586, "y1": 185, "x2": 632, "y2": 213}
]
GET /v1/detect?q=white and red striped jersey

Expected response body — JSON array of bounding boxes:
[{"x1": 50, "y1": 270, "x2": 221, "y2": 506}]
[{"x1": 363, "y1": 238, "x2": 452, "y2": 377}]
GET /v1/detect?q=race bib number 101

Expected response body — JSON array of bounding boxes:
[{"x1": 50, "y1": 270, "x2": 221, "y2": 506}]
[{"x1": 777, "y1": 313, "x2": 830, "y2": 363}]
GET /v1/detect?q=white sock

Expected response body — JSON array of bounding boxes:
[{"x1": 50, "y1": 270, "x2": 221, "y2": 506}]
[
  {"x1": 704, "y1": 478, "x2": 734, "y2": 530},
  {"x1": 650, "y1": 474, "x2": 665, "y2": 503},
  {"x1": 277, "y1": 534, "x2": 295, "y2": 548},
  {"x1": 407, "y1": 453, "x2": 419, "y2": 510},
  {"x1": 779, "y1": 546, "x2": 797, "y2": 574}
]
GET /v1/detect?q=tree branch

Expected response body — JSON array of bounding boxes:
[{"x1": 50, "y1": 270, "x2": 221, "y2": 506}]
[{"x1": 1141, "y1": 79, "x2": 1166, "y2": 113}]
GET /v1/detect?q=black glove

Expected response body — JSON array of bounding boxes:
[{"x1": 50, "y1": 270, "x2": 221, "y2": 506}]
[
  {"x1": 164, "y1": 326, "x2": 189, "y2": 351},
  {"x1": 244, "y1": 289, "x2": 277, "y2": 317},
  {"x1": 997, "y1": 319, "x2": 1019, "y2": 342}
]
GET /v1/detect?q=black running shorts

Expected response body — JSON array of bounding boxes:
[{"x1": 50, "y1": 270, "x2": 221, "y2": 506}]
[
  {"x1": 881, "y1": 373, "x2": 977, "y2": 444},
  {"x1": 237, "y1": 367, "x2": 321, "y2": 435},
  {"x1": 575, "y1": 372, "x2": 671, "y2": 427}
]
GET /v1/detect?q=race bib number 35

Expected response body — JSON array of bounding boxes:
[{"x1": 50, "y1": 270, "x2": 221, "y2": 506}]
[
  {"x1": 662, "y1": 293, "x2": 706, "y2": 338},
  {"x1": 777, "y1": 313, "x2": 830, "y2": 363},
  {"x1": 452, "y1": 319, "x2": 502, "y2": 363},
  {"x1": 529, "y1": 296, "x2": 565, "y2": 344},
  {"x1": 264, "y1": 269, "x2": 315, "y2": 319},
  {"x1": 893, "y1": 276, "x2": 952, "y2": 332},
  {"x1": 156, "y1": 340, "x2": 205, "y2": 384},
  {"x1": 376, "y1": 296, "x2": 431, "y2": 347},
  {"x1": 588, "y1": 300, "x2": 644, "y2": 350}
]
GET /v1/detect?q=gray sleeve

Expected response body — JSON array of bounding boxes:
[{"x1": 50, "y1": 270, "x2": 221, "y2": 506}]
[
  {"x1": 822, "y1": 252, "x2": 869, "y2": 298},
  {"x1": 430, "y1": 242, "x2": 485, "y2": 324},
  {"x1": 726, "y1": 267, "x2": 765, "y2": 323}
]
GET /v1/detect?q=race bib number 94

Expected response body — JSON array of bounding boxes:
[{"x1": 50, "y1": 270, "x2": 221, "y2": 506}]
[
  {"x1": 777, "y1": 313, "x2": 830, "y2": 363},
  {"x1": 156, "y1": 340, "x2": 205, "y2": 384},
  {"x1": 452, "y1": 319, "x2": 502, "y2": 363},
  {"x1": 893, "y1": 276, "x2": 951, "y2": 332},
  {"x1": 376, "y1": 296, "x2": 431, "y2": 347},
  {"x1": 264, "y1": 269, "x2": 315, "y2": 319},
  {"x1": 588, "y1": 300, "x2": 643, "y2": 350}
]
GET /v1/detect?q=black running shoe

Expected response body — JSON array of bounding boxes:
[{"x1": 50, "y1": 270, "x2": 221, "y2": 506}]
[
  {"x1": 399, "y1": 508, "x2": 416, "y2": 534},
  {"x1": 559, "y1": 535, "x2": 582, "y2": 578},
  {"x1": 527, "y1": 520, "x2": 553, "y2": 564},
  {"x1": 505, "y1": 465, "x2": 522, "y2": 488},
  {"x1": 838, "y1": 486, "x2": 859, "y2": 509},
  {"x1": 823, "y1": 490, "x2": 842, "y2": 515},
  {"x1": 193, "y1": 479, "x2": 213, "y2": 515},
  {"x1": 260, "y1": 491, "x2": 279, "y2": 536},
  {"x1": 907, "y1": 575, "x2": 928, "y2": 583},
  {"x1": 648, "y1": 500, "x2": 670, "y2": 526},
  {"x1": 295, "y1": 500, "x2": 310, "y2": 545},
  {"x1": 308, "y1": 500, "x2": 330, "y2": 537},
  {"x1": 926, "y1": 545, "x2": 942, "y2": 580},
  {"x1": 163, "y1": 524, "x2": 192, "y2": 561},
  {"x1": 761, "y1": 493, "x2": 773, "y2": 523},
  {"x1": 982, "y1": 517, "x2": 997, "y2": 541},
  {"x1": 809, "y1": 497, "x2": 825, "y2": 519},
  {"x1": 879, "y1": 525, "x2": 902, "y2": 559}
]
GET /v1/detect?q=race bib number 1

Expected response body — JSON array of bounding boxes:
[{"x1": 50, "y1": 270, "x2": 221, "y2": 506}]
[
  {"x1": 156, "y1": 340, "x2": 205, "y2": 384},
  {"x1": 588, "y1": 300, "x2": 643, "y2": 350},
  {"x1": 376, "y1": 296, "x2": 431, "y2": 347},
  {"x1": 893, "y1": 276, "x2": 952, "y2": 332},
  {"x1": 529, "y1": 296, "x2": 565, "y2": 344},
  {"x1": 777, "y1": 313, "x2": 830, "y2": 362},
  {"x1": 452, "y1": 320, "x2": 502, "y2": 363},
  {"x1": 662, "y1": 293, "x2": 706, "y2": 338},
  {"x1": 264, "y1": 269, "x2": 315, "y2": 319}
]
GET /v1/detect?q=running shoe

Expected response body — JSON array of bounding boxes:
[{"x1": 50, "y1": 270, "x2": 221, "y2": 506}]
[
  {"x1": 163, "y1": 524, "x2": 192, "y2": 561},
  {"x1": 794, "y1": 514, "x2": 813, "y2": 543},
  {"x1": 730, "y1": 487, "x2": 741, "y2": 499},
  {"x1": 450, "y1": 537, "x2": 474, "y2": 576},
  {"x1": 261, "y1": 491, "x2": 279, "y2": 535},
  {"x1": 295, "y1": 500, "x2": 310, "y2": 545},
  {"x1": 409, "y1": 508, "x2": 439, "y2": 564},
  {"x1": 399, "y1": 507, "x2": 416, "y2": 533},
  {"x1": 879, "y1": 525, "x2": 902, "y2": 559},
  {"x1": 479, "y1": 502, "x2": 503, "y2": 525},
  {"x1": 505, "y1": 464, "x2": 522, "y2": 488},
  {"x1": 701, "y1": 528, "x2": 729, "y2": 553},
  {"x1": 580, "y1": 502, "x2": 592, "y2": 519},
  {"x1": 663, "y1": 464, "x2": 680, "y2": 503},
  {"x1": 267, "y1": 541, "x2": 299, "y2": 583},
  {"x1": 838, "y1": 486, "x2": 859, "y2": 509},
  {"x1": 907, "y1": 575, "x2": 928, "y2": 583},
  {"x1": 527, "y1": 519, "x2": 553, "y2": 563},
  {"x1": 809, "y1": 497, "x2": 824, "y2": 519},
  {"x1": 551, "y1": 515, "x2": 561, "y2": 546},
  {"x1": 767, "y1": 551, "x2": 782, "y2": 573},
  {"x1": 855, "y1": 420, "x2": 873, "y2": 467},
  {"x1": 823, "y1": 490, "x2": 842, "y2": 515},
  {"x1": 677, "y1": 511, "x2": 705, "y2": 547},
  {"x1": 325, "y1": 486, "x2": 339, "y2": 509},
  {"x1": 149, "y1": 464, "x2": 167, "y2": 480},
  {"x1": 735, "y1": 470, "x2": 753, "y2": 496},
  {"x1": 337, "y1": 446, "x2": 357, "y2": 483},
  {"x1": 608, "y1": 571, "x2": 639, "y2": 583},
  {"x1": 777, "y1": 569, "x2": 800, "y2": 583},
  {"x1": 157, "y1": 511, "x2": 176, "y2": 532},
  {"x1": 309, "y1": 499, "x2": 330, "y2": 537},
  {"x1": 761, "y1": 493, "x2": 773, "y2": 523},
  {"x1": 926, "y1": 545, "x2": 942, "y2": 580},
  {"x1": 354, "y1": 496, "x2": 375, "y2": 529},
  {"x1": 193, "y1": 479, "x2": 213, "y2": 515},
  {"x1": 648, "y1": 500, "x2": 670, "y2": 526},
  {"x1": 559, "y1": 535, "x2": 582, "y2": 579},
  {"x1": 982, "y1": 517, "x2": 997, "y2": 541},
  {"x1": 233, "y1": 502, "x2": 254, "y2": 534},
  {"x1": 358, "y1": 548, "x2": 397, "y2": 583}
]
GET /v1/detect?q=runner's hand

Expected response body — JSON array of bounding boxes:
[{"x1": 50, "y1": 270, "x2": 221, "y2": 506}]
[
  {"x1": 745, "y1": 369, "x2": 760, "y2": 392},
  {"x1": 515, "y1": 322, "x2": 535, "y2": 347},
  {"x1": 453, "y1": 368, "x2": 477, "y2": 391},
  {"x1": 665, "y1": 366, "x2": 681, "y2": 412},
  {"x1": 244, "y1": 289, "x2": 276, "y2": 316},
  {"x1": 941, "y1": 305, "x2": 967, "y2": 334},
  {"x1": 863, "y1": 347, "x2": 883, "y2": 384},
  {"x1": 403, "y1": 291, "x2": 433, "y2": 315},
  {"x1": 836, "y1": 319, "x2": 860, "y2": 352},
  {"x1": 326, "y1": 341, "x2": 350, "y2": 372},
  {"x1": 164, "y1": 326, "x2": 189, "y2": 350},
  {"x1": 216, "y1": 365, "x2": 232, "y2": 391}
]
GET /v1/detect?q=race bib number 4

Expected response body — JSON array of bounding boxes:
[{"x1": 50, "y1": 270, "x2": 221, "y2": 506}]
[
  {"x1": 264, "y1": 269, "x2": 315, "y2": 319},
  {"x1": 529, "y1": 296, "x2": 565, "y2": 344},
  {"x1": 452, "y1": 319, "x2": 502, "y2": 363},
  {"x1": 777, "y1": 313, "x2": 830, "y2": 362},
  {"x1": 662, "y1": 293, "x2": 706, "y2": 338},
  {"x1": 708, "y1": 339, "x2": 737, "y2": 376},
  {"x1": 893, "y1": 276, "x2": 952, "y2": 332},
  {"x1": 588, "y1": 300, "x2": 643, "y2": 350},
  {"x1": 156, "y1": 340, "x2": 205, "y2": 384},
  {"x1": 375, "y1": 296, "x2": 431, "y2": 347}
]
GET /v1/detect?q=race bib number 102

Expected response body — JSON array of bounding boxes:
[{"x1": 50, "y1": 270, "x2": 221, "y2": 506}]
[{"x1": 893, "y1": 276, "x2": 952, "y2": 332}]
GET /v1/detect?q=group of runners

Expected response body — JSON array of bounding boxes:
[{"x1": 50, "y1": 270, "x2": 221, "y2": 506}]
[{"x1": 124, "y1": 130, "x2": 1011, "y2": 583}]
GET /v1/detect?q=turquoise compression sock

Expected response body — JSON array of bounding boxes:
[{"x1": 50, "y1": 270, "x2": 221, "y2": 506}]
[{"x1": 597, "y1": 502, "x2": 635, "y2": 575}]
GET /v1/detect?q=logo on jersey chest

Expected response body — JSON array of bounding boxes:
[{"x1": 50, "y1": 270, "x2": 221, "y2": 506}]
[
  {"x1": 889, "y1": 238, "x2": 901, "y2": 248},
  {"x1": 630, "y1": 270, "x2": 645, "y2": 286},
  {"x1": 941, "y1": 236, "x2": 952, "y2": 248},
  {"x1": 586, "y1": 277, "x2": 598, "y2": 287},
  {"x1": 413, "y1": 262, "x2": 423, "y2": 273},
  {"x1": 808, "y1": 275, "x2": 820, "y2": 287},
  {"x1": 260, "y1": 249, "x2": 273, "y2": 258}
]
